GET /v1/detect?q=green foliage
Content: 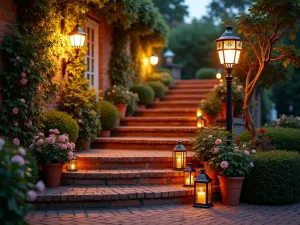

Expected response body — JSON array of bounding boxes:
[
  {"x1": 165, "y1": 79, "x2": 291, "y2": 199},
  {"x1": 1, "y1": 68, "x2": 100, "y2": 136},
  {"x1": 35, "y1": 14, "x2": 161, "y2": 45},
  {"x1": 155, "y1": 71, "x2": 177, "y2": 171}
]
[
  {"x1": 239, "y1": 127, "x2": 300, "y2": 152},
  {"x1": 41, "y1": 110, "x2": 79, "y2": 143},
  {"x1": 266, "y1": 114, "x2": 300, "y2": 129},
  {"x1": 104, "y1": 85, "x2": 130, "y2": 105},
  {"x1": 201, "y1": 93, "x2": 221, "y2": 116},
  {"x1": 61, "y1": 77, "x2": 101, "y2": 146},
  {"x1": 0, "y1": 28, "x2": 59, "y2": 146},
  {"x1": 147, "y1": 71, "x2": 174, "y2": 87},
  {"x1": 191, "y1": 127, "x2": 227, "y2": 161},
  {"x1": 241, "y1": 151, "x2": 300, "y2": 205},
  {"x1": 168, "y1": 21, "x2": 219, "y2": 79},
  {"x1": 144, "y1": 81, "x2": 166, "y2": 98},
  {"x1": 97, "y1": 100, "x2": 119, "y2": 130},
  {"x1": 195, "y1": 68, "x2": 217, "y2": 80},
  {"x1": 126, "y1": 91, "x2": 139, "y2": 116},
  {"x1": 130, "y1": 84, "x2": 155, "y2": 105},
  {"x1": 26, "y1": 152, "x2": 38, "y2": 184}
]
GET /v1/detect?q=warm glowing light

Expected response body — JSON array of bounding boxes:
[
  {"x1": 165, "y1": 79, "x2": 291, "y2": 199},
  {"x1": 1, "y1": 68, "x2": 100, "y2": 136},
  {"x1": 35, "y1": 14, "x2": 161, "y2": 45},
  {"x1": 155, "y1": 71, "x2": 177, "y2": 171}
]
[
  {"x1": 176, "y1": 156, "x2": 182, "y2": 168},
  {"x1": 197, "y1": 107, "x2": 203, "y2": 117},
  {"x1": 185, "y1": 175, "x2": 194, "y2": 186},
  {"x1": 216, "y1": 72, "x2": 222, "y2": 79},
  {"x1": 70, "y1": 164, "x2": 75, "y2": 170},
  {"x1": 196, "y1": 188, "x2": 206, "y2": 204},
  {"x1": 68, "y1": 24, "x2": 88, "y2": 49},
  {"x1": 150, "y1": 55, "x2": 159, "y2": 65},
  {"x1": 197, "y1": 119, "x2": 204, "y2": 128},
  {"x1": 220, "y1": 79, "x2": 223, "y2": 83}
]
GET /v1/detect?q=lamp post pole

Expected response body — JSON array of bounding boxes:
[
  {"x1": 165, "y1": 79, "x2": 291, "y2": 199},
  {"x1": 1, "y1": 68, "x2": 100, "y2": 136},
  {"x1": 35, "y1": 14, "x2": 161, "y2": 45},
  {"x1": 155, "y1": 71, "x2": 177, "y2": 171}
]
[{"x1": 225, "y1": 70, "x2": 233, "y2": 134}]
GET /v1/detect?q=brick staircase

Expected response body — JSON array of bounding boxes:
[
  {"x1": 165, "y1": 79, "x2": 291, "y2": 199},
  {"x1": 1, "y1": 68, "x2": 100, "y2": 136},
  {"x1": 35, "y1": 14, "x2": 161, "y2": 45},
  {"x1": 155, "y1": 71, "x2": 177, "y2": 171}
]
[{"x1": 35, "y1": 79, "x2": 220, "y2": 209}]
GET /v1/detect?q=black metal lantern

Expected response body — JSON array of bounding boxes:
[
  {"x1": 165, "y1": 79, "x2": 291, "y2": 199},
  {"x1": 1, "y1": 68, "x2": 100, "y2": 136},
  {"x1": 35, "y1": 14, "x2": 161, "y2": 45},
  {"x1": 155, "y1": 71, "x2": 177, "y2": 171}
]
[
  {"x1": 193, "y1": 168, "x2": 213, "y2": 208},
  {"x1": 173, "y1": 140, "x2": 187, "y2": 170},
  {"x1": 66, "y1": 154, "x2": 78, "y2": 171},
  {"x1": 183, "y1": 162, "x2": 196, "y2": 186}
]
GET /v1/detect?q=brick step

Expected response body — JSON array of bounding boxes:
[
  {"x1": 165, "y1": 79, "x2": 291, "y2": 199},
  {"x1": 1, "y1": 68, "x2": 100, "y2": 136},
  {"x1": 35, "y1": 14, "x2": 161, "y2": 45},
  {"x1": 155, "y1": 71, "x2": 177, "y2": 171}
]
[
  {"x1": 149, "y1": 100, "x2": 200, "y2": 109},
  {"x1": 34, "y1": 184, "x2": 220, "y2": 209},
  {"x1": 92, "y1": 137, "x2": 192, "y2": 150},
  {"x1": 175, "y1": 79, "x2": 218, "y2": 84},
  {"x1": 163, "y1": 95, "x2": 205, "y2": 101},
  {"x1": 121, "y1": 117, "x2": 197, "y2": 126},
  {"x1": 76, "y1": 150, "x2": 196, "y2": 170},
  {"x1": 135, "y1": 108, "x2": 196, "y2": 117},
  {"x1": 166, "y1": 89, "x2": 212, "y2": 96},
  {"x1": 112, "y1": 126, "x2": 197, "y2": 137},
  {"x1": 61, "y1": 169, "x2": 190, "y2": 186},
  {"x1": 173, "y1": 84, "x2": 216, "y2": 89}
]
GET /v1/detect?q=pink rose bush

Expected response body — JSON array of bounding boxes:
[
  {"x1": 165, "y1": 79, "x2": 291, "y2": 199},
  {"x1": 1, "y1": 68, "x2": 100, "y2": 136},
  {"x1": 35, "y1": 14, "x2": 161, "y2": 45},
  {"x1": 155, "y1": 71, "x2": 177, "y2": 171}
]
[{"x1": 30, "y1": 129, "x2": 75, "y2": 164}]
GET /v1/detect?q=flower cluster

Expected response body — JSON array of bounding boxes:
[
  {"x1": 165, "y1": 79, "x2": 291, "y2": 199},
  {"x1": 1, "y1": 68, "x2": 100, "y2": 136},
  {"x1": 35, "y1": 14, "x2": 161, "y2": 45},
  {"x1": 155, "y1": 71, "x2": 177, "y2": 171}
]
[
  {"x1": 266, "y1": 114, "x2": 300, "y2": 130},
  {"x1": 104, "y1": 85, "x2": 135, "y2": 105},
  {"x1": 30, "y1": 129, "x2": 75, "y2": 164}
]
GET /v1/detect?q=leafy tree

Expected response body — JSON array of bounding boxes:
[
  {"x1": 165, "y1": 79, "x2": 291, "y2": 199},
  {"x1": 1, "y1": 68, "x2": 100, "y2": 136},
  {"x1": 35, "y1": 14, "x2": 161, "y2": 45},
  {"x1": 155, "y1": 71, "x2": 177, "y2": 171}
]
[
  {"x1": 152, "y1": 0, "x2": 188, "y2": 27},
  {"x1": 168, "y1": 20, "x2": 220, "y2": 79},
  {"x1": 235, "y1": 0, "x2": 300, "y2": 146}
]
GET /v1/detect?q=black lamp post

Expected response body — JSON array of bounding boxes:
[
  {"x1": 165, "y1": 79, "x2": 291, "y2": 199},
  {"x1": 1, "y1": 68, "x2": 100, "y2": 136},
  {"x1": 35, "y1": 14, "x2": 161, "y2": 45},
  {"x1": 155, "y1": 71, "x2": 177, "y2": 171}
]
[{"x1": 216, "y1": 25, "x2": 243, "y2": 134}]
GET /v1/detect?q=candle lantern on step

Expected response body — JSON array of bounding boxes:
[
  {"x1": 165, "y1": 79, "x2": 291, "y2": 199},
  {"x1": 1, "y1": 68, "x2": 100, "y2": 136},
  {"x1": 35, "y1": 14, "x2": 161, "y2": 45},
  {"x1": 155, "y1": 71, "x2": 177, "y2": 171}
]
[
  {"x1": 193, "y1": 168, "x2": 213, "y2": 208},
  {"x1": 197, "y1": 106, "x2": 204, "y2": 128},
  {"x1": 66, "y1": 153, "x2": 78, "y2": 171},
  {"x1": 183, "y1": 162, "x2": 196, "y2": 186},
  {"x1": 173, "y1": 140, "x2": 187, "y2": 170}
]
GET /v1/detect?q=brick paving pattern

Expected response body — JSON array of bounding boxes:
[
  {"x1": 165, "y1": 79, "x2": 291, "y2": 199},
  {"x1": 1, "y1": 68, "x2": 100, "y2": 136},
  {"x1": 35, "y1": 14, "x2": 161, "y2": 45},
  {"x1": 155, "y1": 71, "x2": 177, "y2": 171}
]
[{"x1": 26, "y1": 202, "x2": 300, "y2": 225}]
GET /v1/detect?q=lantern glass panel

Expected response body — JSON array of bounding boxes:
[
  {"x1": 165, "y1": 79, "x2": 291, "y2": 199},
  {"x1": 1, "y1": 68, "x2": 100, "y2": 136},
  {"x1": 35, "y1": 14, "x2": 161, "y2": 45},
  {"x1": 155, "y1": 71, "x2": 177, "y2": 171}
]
[
  {"x1": 195, "y1": 183, "x2": 207, "y2": 205},
  {"x1": 224, "y1": 49, "x2": 236, "y2": 64},
  {"x1": 197, "y1": 119, "x2": 204, "y2": 128},
  {"x1": 208, "y1": 182, "x2": 212, "y2": 203},
  {"x1": 66, "y1": 159, "x2": 77, "y2": 171},
  {"x1": 184, "y1": 171, "x2": 195, "y2": 186},
  {"x1": 218, "y1": 51, "x2": 224, "y2": 64},
  {"x1": 224, "y1": 40, "x2": 235, "y2": 49},
  {"x1": 175, "y1": 151, "x2": 186, "y2": 169},
  {"x1": 150, "y1": 56, "x2": 159, "y2": 65},
  {"x1": 235, "y1": 50, "x2": 241, "y2": 64},
  {"x1": 70, "y1": 35, "x2": 86, "y2": 48}
]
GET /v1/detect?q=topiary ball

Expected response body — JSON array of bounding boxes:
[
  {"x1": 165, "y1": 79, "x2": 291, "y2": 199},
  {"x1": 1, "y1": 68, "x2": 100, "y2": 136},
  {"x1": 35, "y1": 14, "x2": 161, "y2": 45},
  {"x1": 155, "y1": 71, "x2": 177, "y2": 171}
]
[
  {"x1": 130, "y1": 84, "x2": 155, "y2": 105},
  {"x1": 241, "y1": 151, "x2": 300, "y2": 205},
  {"x1": 144, "y1": 81, "x2": 166, "y2": 98},
  {"x1": 195, "y1": 68, "x2": 217, "y2": 79},
  {"x1": 42, "y1": 110, "x2": 79, "y2": 143},
  {"x1": 97, "y1": 100, "x2": 119, "y2": 130}
]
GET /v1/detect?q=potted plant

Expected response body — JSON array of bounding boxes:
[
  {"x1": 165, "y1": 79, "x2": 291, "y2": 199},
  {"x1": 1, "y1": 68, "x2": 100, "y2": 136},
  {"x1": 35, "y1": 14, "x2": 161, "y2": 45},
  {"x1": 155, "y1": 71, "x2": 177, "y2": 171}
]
[
  {"x1": 191, "y1": 127, "x2": 227, "y2": 185},
  {"x1": 126, "y1": 91, "x2": 139, "y2": 116},
  {"x1": 144, "y1": 81, "x2": 166, "y2": 102},
  {"x1": 233, "y1": 84, "x2": 244, "y2": 118},
  {"x1": 130, "y1": 84, "x2": 155, "y2": 109},
  {"x1": 30, "y1": 129, "x2": 75, "y2": 187},
  {"x1": 97, "y1": 100, "x2": 119, "y2": 137},
  {"x1": 208, "y1": 141, "x2": 255, "y2": 206},
  {"x1": 201, "y1": 93, "x2": 221, "y2": 126},
  {"x1": 104, "y1": 85, "x2": 130, "y2": 118}
]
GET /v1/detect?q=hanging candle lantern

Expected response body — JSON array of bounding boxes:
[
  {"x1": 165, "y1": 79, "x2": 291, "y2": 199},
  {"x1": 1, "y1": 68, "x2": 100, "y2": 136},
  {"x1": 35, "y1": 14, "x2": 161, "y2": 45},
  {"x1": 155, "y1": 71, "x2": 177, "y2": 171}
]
[
  {"x1": 183, "y1": 162, "x2": 196, "y2": 186},
  {"x1": 193, "y1": 168, "x2": 213, "y2": 208},
  {"x1": 173, "y1": 140, "x2": 187, "y2": 170}
]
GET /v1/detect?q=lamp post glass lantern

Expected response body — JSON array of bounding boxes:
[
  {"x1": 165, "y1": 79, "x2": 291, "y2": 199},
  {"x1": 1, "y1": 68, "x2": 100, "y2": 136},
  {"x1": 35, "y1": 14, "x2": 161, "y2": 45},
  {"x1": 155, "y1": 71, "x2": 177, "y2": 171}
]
[
  {"x1": 173, "y1": 140, "x2": 187, "y2": 170},
  {"x1": 216, "y1": 25, "x2": 242, "y2": 133},
  {"x1": 193, "y1": 168, "x2": 213, "y2": 208},
  {"x1": 183, "y1": 162, "x2": 196, "y2": 186}
]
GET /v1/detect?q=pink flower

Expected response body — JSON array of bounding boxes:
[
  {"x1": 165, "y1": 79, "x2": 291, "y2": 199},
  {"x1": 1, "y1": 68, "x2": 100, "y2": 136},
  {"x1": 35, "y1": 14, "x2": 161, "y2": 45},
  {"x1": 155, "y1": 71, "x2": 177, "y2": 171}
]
[
  {"x1": 218, "y1": 83, "x2": 223, "y2": 87},
  {"x1": 20, "y1": 78, "x2": 27, "y2": 85},
  {"x1": 18, "y1": 147, "x2": 26, "y2": 156},
  {"x1": 71, "y1": 142, "x2": 75, "y2": 150},
  {"x1": 244, "y1": 150, "x2": 250, "y2": 155},
  {"x1": 36, "y1": 180, "x2": 45, "y2": 192},
  {"x1": 58, "y1": 135, "x2": 68, "y2": 143},
  {"x1": 213, "y1": 148, "x2": 220, "y2": 153},
  {"x1": 29, "y1": 60, "x2": 35, "y2": 67},
  {"x1": 112, "y1": 90, "x2": 115, "y2": 93},
  {"x1": 251, "y1": 150, "x2": 256, "y2": 154},
  {"x1": 49, "y1": 129, "x2": 59, "y2": 135},
  {"x1": 215, "y1": 139, "x2": 222, "y2": 145},
  {"x1": 16, "y1": 56, "x2": 21, "y2": 60},
  {"x1": 36, "y1": 139, "x2": 44, "y2": 146},
  {"x1": 20, "y1": 98, "x2": 25, "y2": 103},
  {"x1": 27, "y1": 190, "x2": 37, "y2": 202},
  {"x1": 67, "y1": 142, "x2": 72, "y2": 149},
  {"x1": 14, "y1": 122, "x2": 18, "y2": 127},
  {"x1": 220, "y1": 161, "x2": 229, "y2": 169},
  {"x1": 113, "y1": 85, "x2": 117, "y2": 88},
  {"x1": 107, "y1": 92, "x2": 111, "y2": 95},
  {"x1": 28, "y1": 120, "x2": 32, "y2": 126},
  {"x1": 12, "y1": 108, "x2": 19, "y2": 115},
  {"x1": 59, "y1": 143, "x2": 67, "y2": 150},
  {"x1": 46, "y1": 137, "x2": 55, "y2": 144},
  {"x1": 11, "y1": 155, "x2": 24, "y2": 165},
  {"x1": 249, "y1": 162, "x2": 254, "y2": 168},
  {"x1": 78, "y1": 119, "x2": 82, "y2": 123},
  {"x1": 36, "y1": 147, "x2": 41, "y2": 151},
  {"x1": 68, "y1": 151, "x2": 74, "y2": 160},
  {"x1": 21, "y1": 72, "x2": 26, "y2": 77},
  {"x1": 34, "y1": 136, "x2": 39, "y2": 141},
  {"x1": 13, "y1": 138, "x2": 20, "y2": 146},
  {"x1": 38, "y1": 132, "x2": 44, "y2": 137},
  {"x1": 29, "y1": 144, "x2": 34, "y2": 150}
]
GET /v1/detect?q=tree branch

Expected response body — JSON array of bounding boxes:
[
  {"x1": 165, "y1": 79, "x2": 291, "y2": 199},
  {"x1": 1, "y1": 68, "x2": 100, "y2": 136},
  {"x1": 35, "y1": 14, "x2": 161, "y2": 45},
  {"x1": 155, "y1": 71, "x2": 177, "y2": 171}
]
[
  {"x1": 247, "y1": 36, "x2": 262, "y2": 64},
  {"x1": 270, "y1": 55, "x2": 284, "y2": 61}
]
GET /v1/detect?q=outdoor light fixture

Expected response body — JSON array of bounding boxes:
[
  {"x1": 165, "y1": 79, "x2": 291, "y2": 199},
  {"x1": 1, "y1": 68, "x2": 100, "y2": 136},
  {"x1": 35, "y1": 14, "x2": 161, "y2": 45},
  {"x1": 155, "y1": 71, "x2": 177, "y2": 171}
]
[
  {"x1": 197, "y1": 106, "x2": 203, "y2": 117},
  {"x1": 68, "y1": 24, "x2": 88, "y2": 53},
  {"x1": 163, "y1": 49, "x2": 175, "y2": 65},
  {"x1": 197, "y1": 106, "x2": 204, "y2": 128},
  {"x1": 150, "y1": 54, "x2": 159, "y2": 66},
  {"x1": 216, "y1": 25, "x2": 243, "y2": 134},
  {"x1": 193, "y1": 168, "x2": 213, "y2": 208},
  {"x1": 173, "y1": 140, "x2": 187, "y2": 170},
  {"x1": 183, "y1": 162, "x2": 196, "y2": 186},
  {"x1": 66, "y1": 154, "x2": 78, "y2": 171},
  {"x1": 216, "y1": 72, "x2": 222, "y2": 79}
]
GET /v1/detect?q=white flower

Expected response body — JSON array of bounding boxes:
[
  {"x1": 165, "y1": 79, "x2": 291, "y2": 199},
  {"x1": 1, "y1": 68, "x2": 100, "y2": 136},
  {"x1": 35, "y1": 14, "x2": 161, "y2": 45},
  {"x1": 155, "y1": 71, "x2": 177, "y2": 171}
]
[
  {"x1": 11, "y1": 155, "x2": 25, "y2": 166},
  {"x1": 36, "y1": 180, "x2": 45, "y2": 192},
  {"x1": 0, "y1": 138, "x2": 5, "y2": 149},
  {"x1": 251, "y1": 150, "x2": 256, "y2": 154},
  {"x1": 18, "y1": 147, "x2": 26, "y2": 156},
  {"x1": 208, "y1": 135, "x2": 212, "y2": 138}
]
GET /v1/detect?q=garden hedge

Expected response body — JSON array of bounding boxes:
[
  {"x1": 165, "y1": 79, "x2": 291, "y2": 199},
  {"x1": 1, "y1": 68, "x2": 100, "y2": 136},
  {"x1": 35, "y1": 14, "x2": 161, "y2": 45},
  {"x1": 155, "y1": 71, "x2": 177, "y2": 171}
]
[
  {"x1": 26, "y1": 151, "x2": 38, "y2": 184},
  {"x1": 42, "y1": 110, "x2": 79, "y2": 143},
  {"x1": 97, "y1": 100, "x2": 119, "y2": 130},
  {"x1": 130, "y1": 84, "x2": 155, "y2": 105},
  {"x1": 144, "y1": 81, "x2": 166, "y2": 98},
  {"x1": 239, "y1": 127, "x2": 300, "y2": 152},
  {"x1": 241, "y1": 151, "x2": 300, "y2": 205},
  {"x1": 195, "y1": 68, "x2": 216, "y2": 79}
]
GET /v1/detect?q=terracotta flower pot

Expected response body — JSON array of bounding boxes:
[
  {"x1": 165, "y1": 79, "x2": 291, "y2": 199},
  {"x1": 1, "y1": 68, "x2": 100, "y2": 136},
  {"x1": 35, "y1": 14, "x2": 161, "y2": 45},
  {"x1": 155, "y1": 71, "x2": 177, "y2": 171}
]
[
  {"x1": 138, "y1": 104, "x2": 146, "y2": 109},
  {"x1": 99, "y1": 130, "x2": 111, "y2": 137},
  {"x1": 153, "y1": 97, "x2": 160, "y2": 103},
  {"x1": 218, "y1": 176, "x2": 245, "y2": 206},
  {"x1": 82, "y1": 138, "x2": 91, "y2": 150},
  {"x1": 202, "y1": 161, "x2": 219, "y2": 185},
  {"x1": 115, "y1": 118, "x2": 120, "y2": 127},
  {"x1": 220, "y1": 102, "x2": 235, "y2": 118},
  {"x1": 116, "y1": 104, "x2": 127, "y2": 118},
  {"x1": 204, "y1": 115, "x2": 217, "y2": 126},
  {"x1": 42, "y1": 163, "x2": 63, "y2": 187}
]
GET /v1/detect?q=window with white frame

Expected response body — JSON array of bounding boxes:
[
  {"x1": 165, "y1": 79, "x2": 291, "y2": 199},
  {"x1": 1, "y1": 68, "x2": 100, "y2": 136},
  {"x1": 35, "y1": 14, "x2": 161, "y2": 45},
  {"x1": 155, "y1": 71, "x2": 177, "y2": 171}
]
[{"x1": 85, "y1": 19, "x2": 99, "y2": 91}]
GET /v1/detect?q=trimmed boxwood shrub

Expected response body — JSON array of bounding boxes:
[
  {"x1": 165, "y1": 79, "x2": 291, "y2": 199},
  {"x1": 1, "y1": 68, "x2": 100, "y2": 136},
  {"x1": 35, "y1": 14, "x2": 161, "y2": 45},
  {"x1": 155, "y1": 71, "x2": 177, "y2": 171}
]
[
  {"x1": 239, "y1": 127, "x2": 300, "y2": 152},
  {"x1": 241, "y1": 151, "x2": 300, "y2": 205},
  {"x1": 130, "y1": 84, "x2": 155, "y2": 105},
  {"x1": 144, "y1": 81, "x2": 166, "y2": 98},
  {"x1": 147, "y1": 71, "x2": 174, "y2": 87},
  {"x1": 42, "y1": 110, "x2": 79, "y2": 143},
  {"x1": 97, "y1": 100, "x2": 119, "y2": 130},
  {"x1": 195, "y1": 68, "x2": 216, "y2": 79}
]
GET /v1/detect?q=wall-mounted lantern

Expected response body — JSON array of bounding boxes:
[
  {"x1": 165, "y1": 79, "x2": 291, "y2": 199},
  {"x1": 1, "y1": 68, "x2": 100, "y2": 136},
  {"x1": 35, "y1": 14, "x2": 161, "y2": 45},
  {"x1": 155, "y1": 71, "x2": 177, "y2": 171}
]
[{"x1": 150, "y1": 54, "x2": 159, "y2": 66}]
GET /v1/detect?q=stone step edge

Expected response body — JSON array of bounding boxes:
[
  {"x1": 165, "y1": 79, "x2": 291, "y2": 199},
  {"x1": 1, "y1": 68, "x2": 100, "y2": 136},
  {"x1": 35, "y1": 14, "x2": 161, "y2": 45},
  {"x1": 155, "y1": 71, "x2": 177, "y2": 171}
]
[
  {"x1": 113, "y1": 126, "x2": 197, "y2": 131},
  {"x1": 136, "y1": 108, "x2": 196, "y2": 113},
  {"x1": 76, "y1": 155, "x2": 195, "y2": 161},
  {"x1": 121, "y1": 117, "x2": 226, "y2": 121},
  {"x1": 93, "y1": 138, "x2": 191, "y2": 144}
]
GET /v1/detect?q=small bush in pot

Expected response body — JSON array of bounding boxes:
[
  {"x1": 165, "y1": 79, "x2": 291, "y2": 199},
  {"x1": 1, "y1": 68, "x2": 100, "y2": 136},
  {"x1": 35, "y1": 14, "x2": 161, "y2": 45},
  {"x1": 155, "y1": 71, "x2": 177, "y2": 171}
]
[
  {"x1": 41, "y1": 110, "x2": 79, "y2": 143},
  {"x1": 104, "y1": 85, "x2": 130, "y2": 105},
  {"x1": 201, "y1": 93, "x2": 221, "y2": 126},
  {"x1": 126, "y1": 91, "x2": 139, "y2": 116},
  {"x1": 144, "y1": 81, "x2": 166, "y2": 99},
  {"x1": 97, "y1": 100, "x2": 119, "y2": 131},
  {"x1": 130, "y1": 84, "x2": 155, "y2": 105},
  {"x1": 195, "y1": 67, "x2": 216, "y2": 79}
]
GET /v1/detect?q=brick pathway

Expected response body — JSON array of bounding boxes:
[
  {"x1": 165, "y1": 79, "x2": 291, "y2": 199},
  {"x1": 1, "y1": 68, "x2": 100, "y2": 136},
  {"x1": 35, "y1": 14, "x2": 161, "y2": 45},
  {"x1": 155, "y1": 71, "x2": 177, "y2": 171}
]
[{"x1": 26, "y1": 202, "x2": 300, "y2": 225}]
